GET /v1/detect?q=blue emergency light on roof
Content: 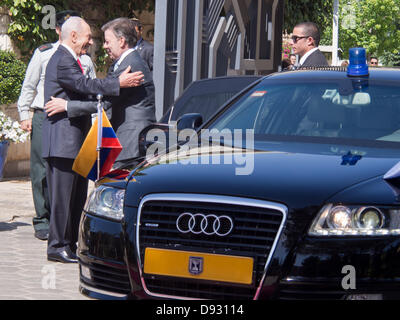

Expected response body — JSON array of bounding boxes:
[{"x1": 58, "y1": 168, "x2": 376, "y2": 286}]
[{"x1": 347, "y1": 47, "x2": 369, "y2": 77}]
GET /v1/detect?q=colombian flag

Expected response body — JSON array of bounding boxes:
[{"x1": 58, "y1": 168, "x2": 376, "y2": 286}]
[
  {"x1": 73, "y1": 110, "x2": 122, "y2": 181},
  {"x1": 98, "y1": 169, "x2": 132, "y2": 184}
]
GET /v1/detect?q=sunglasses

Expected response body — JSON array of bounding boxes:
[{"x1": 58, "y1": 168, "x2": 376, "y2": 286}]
[
  {"x1": 291, "y1": 35, "x2": 310, "y2": 43},
  {"x1": 370, "y1": 61, "x2": 378, "y2": 65}
]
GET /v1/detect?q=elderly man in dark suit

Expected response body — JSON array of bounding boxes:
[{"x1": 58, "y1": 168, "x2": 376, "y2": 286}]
[
  {"x1": 290, "y1": 22, "x2": 328, "y2": 67},
  {"x1": 45, "y1": 17, "x2": 156, "y2": 169},
  {"x1": 43, "y1": 16, "x2": 143, "y2": 263}
]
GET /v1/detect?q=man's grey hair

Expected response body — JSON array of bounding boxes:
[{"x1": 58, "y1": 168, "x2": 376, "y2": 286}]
[
  {"x1": 101, "y1": 17, "x2": 138, "y2": 48},
  {"x1": 61, "y1": 16, "x2": 86, "y2": 41}
]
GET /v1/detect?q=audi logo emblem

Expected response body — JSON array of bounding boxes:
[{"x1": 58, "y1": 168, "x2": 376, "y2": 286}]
[{"x1": 176, "y1": 213, "x2": 234, "y2": 237}]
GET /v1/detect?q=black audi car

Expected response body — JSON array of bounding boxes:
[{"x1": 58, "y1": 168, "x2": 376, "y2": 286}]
[{"x1": 78, "y1": 53, "x2": 400, "y2": 300}]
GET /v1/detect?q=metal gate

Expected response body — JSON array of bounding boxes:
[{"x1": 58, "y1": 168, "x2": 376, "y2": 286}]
[{"x1": 153, "y1": 0, "x2": 284, "y2": 120}]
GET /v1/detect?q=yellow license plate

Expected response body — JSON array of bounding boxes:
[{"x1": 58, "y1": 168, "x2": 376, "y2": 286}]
[{"x1": 144, "y1": 248, "x2": 253, "y2": 285}]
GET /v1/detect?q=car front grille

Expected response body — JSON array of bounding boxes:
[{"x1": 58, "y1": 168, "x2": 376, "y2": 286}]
[
  {"x1": 277, "y1": 278, "x2": 400, "y2": 300},
  {"x1": 80, "y1": 260, "x2": 131, "y2": 295},
  {"x1": 277, "y1": 279, "x2": 346, "y2": 300},
  {"x1": 137, "y1": 194, "x2": 286, "y2": 300}
]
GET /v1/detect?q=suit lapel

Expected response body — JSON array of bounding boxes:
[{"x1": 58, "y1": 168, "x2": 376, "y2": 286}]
[
  {"x1": 108, "y1": 61, "x2": 117, "y2": 76},
  {"x1": 58, "y1": 45, "x2": 82, "y2": 74},
  {"x1": 138, "y1": 41, "x2": 145, "y2": 52},
  {"x1": 113, "y1": 51, "x2": 136, "y2": 76},
  {"x1": 58, "y1": 44, "x2": 71, "y2": 56}
]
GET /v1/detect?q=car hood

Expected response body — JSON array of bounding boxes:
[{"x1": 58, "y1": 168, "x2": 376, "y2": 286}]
[{"x1": 124, "y1": 147, "x2": 399, "y2": 209}]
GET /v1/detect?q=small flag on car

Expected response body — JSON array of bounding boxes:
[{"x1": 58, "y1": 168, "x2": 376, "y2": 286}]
[{"x1": 73, "y1": 110, "x2": 122, "y2": 181}]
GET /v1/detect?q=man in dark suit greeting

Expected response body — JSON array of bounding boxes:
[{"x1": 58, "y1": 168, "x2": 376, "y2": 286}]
[
  {"x1": 45, "y1": 18, "x2": 156, "y2": 169},
  {"x1": 290, "y1": 22, "x2": 328, "y2": 67},
  {"x1": 43, "y1": 16, "x2": 143, "y2": 263}
]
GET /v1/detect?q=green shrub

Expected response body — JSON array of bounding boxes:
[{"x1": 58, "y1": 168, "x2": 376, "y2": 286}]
[{"x1": 0, "y1": 50, "x2": 26, "y2": 105}]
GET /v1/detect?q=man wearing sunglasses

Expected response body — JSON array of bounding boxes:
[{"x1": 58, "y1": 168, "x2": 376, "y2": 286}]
[
  {"x1": 290, "y1": 22, "x2": 328, "y2": 67},
  {"x1": 369, "y1": 57, "x2": 379, "y2": 66}
]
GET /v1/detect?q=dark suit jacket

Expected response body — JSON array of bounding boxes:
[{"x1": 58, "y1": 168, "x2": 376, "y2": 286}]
[
  {"x1": 67, "y1": 50, "x2": 156, "y2": 161},
  {"x1": 42, "y1": 45, "x2": 120, "y2": 159},
  {"x1": 137, "y1": 38, "x2": 153, "y2": 72},
  {"x1": 301, "y1": 49, "x2": 329, "y2": 67}
]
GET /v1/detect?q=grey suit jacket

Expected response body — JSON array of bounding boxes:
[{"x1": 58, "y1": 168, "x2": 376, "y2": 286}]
[
  {"x1": 42, "y1": 45, "x2": 120, "y2": 159},
  {"x1": 301, "y1": 49, "x2": 329, "y2": 67},
  {"x1": 67, "y1": 50, "x2": 156, "y2": 161}
]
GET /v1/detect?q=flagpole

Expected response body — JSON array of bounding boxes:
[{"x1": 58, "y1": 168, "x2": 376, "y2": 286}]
[{"x1": 96, "y1": 94, "x2": 103, "y2": 181}]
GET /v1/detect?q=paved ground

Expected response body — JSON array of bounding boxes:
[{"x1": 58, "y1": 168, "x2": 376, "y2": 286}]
[{"x1": 0, "y1": 177, "x2": 91, "y2": 300}]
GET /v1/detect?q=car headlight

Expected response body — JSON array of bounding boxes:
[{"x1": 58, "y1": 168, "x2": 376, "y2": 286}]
[
  {"x1": 309, "y1": 204, "x2": 400, "y2": 236},
  {"x1": 84, "y1": 185, "x2": 125, "y2": 221}
]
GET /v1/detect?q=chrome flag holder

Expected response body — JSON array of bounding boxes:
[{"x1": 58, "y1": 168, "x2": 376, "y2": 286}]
[{"x1": 96, "y1": 94, "x2": 103, "y2": 182}]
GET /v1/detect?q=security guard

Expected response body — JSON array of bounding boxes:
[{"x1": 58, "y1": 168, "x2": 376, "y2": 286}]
[
  {"x1": 17, "y1": 10, "x2": 96, "y2": 240},
  {"x1": 130, "y1": 17, "x2": 154, "y2": 73}
]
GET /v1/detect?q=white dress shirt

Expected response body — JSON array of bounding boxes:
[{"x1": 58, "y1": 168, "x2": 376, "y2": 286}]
[
  {"x1": 299, "y1": 47, "x2": 319, "y2": 66},
  {"x1": 61, "y1": 43, "x2": 78, "y2": 61},
  {"x1": 113, "y1": 48, "x2": 135, "y2": 72}
]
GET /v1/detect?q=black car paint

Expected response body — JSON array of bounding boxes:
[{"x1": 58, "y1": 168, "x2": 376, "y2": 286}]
[
  {"x1": 123, "y1": 151, "x2": 398, "y2": 208},
  {"x1": 79, "y1": 149, "x2": 400, "y2": 299},
  {"x1": 78, "y1": 70, "x2": 400, "y2": 300}
]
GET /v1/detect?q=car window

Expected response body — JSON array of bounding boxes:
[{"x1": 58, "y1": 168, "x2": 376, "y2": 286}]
[
  {"x1": 207, "y1": 95, "x2": 265, "y2": 131},
  {"x1": 210, "y1": 80, "x2": 400, "y2": 147},
  {"x1": 170, "y1": 91, "x2": 237, "y2": 122}
]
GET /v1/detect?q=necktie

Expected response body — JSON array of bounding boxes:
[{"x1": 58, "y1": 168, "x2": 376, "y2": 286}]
[
  {"x1": 113, "y1": 61, "x2": 120, "y2": 72},
  {"x1": 77, "y1": 58, "x2": 84, "y2": 74}
]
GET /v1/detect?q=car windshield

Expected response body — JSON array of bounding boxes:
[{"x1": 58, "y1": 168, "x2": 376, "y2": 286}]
[{"x1": 208, "y1": 77, "x2": 400, "y2": 153}]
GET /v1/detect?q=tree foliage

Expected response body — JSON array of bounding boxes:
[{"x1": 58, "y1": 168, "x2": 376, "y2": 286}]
[
  {"x1": 284, "y1": 0, "x2": 333, "y2": 36},
  {"x1": 380, "y1": 51, "x2": 400, "y2": 66},
  {"x1": 0, "y1": 50, "x2": 26, "y2": 104},
  {"x1": 3, "y1": 0, "x2": 155, "y2": 62},
  {"x1": 3, "y1": 0, "x2": 68, "y2": 58},
  {"x1": 339, "y1": 0, "x2": 400, "y2": 59}
]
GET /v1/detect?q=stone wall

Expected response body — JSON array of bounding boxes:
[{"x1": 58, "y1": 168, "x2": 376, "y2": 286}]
[
  {"x1": 137, "y1": 10, "x2": 155, "y2": 42},
  {"x1": 84, "y1": 7, "x2": 155, "y2": 77},
  {"x1": 74, "y1": 1, "x2": 155, "y2": 56}
]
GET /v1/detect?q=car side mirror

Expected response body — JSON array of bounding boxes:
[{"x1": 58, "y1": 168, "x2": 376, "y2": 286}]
[
  {"x1": 176, "y1": 113, "x2": 203, "y2": 131},
  {"x1": 138, "y1": 123, "x2": 170, "y2": 158}
]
